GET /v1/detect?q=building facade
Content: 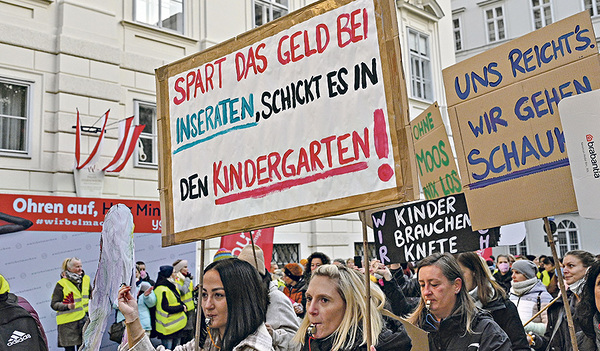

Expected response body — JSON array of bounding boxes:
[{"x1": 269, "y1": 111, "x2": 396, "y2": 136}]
[
  {"x1": 0, "y1": 0, "x2": 453, "y2": 278},
  {"x1": 451, "y1": 0, "x2": 600, "y2": 258}
]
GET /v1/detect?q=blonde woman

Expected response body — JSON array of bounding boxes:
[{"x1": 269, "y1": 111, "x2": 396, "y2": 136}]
[{"x1": 293, "y1": 264, "x2": 411, "y2": 351}]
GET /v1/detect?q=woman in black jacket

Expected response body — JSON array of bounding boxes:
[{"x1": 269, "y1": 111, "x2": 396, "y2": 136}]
[
  {"x1": 457, "y1": 252, "x2": 530, "y2": 351},
  {"x1": 409, "y1": 253, "x2": 511, "y2": 351},
  {"x1": 293, "y1": 264, "x2": 411, "y2": 351},
  {"x1": 575, "y1": 260, "x2": 600, "y2": 350}
]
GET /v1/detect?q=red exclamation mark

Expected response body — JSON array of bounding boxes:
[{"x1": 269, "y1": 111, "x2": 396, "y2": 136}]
[{"x1": 374, "y1": 109, "x2": 394, "y2": 182}]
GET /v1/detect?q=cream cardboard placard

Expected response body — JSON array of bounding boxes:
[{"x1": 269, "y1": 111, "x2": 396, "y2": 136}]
[
  {"x1": 558, "y1": 89, "x2": 600, "y2": 219},
  {"x1": 155, "y1": 0, "x2": 417, "y2": 245},
  {"x1": 410, "y1": 102, "x2": 461, "y2": 200},
  {"x1": 442, "y1": 12, "x2": 598, "y2": 229}
]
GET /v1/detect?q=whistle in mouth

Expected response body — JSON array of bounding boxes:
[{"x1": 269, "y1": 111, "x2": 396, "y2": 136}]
[
  {"x1": 205, "y1": 317, "x2": 212, "y2": 326},
  {"x1": 307, "y1": 324, "x2": 316, "y2": 337},
  {"x1": 425, "y1": 300, "x2": 431, "y2": 311}
]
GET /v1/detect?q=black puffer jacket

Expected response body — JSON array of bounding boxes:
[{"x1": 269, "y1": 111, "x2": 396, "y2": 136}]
[
  {"x1": 301, "y1": 325, "x2": 411, "y2": 351},
  {"x1": 479, "y1": 295, "x2": 530, "y2": 350},
  {"x1": 421, "y1": 310, "x2": 511, "y2": 351}
]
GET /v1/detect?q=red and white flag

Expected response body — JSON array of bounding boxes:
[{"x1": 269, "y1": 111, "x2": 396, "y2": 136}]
[
  {"x1": 103, "y1": 117, "x2": 144, "y2": 172},
  {"x1": 75, "y1": 110, "x2": 110, "y2": 170}
]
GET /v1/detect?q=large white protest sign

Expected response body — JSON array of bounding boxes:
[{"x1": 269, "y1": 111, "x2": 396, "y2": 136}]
[
  {"x1": 156, "y1": 0, "x2": 417, "y2": 245},
  {"x1": 558, "y1": 90, "x2": 600, "y2": 219}
]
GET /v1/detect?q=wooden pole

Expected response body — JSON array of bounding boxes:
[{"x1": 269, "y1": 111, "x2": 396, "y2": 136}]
[
  {"x1": 194, "y1": 240, "x2": 205, "y2": 351},
  {"x1": 361, "y1": 211, "x2": 373, "y2": 349},
  {"x1": 543, "y1": 217, "x2": 578, "y2": 351},
  {"x1": 523, "y1": 295, "x2": 560, "y2": 327},
  {"x1": 249, "y1": 231, "x2": 260, "y2": 271}
]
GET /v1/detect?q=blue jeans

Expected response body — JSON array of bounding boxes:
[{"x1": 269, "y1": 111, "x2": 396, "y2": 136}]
[{"x1": 161, "y1": 338, "x2": 181, "y2": 350}]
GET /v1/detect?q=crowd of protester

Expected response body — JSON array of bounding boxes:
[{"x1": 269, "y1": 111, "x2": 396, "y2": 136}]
[{"x1": 8, "y1": 247, "x2": 600, "y2": 351}]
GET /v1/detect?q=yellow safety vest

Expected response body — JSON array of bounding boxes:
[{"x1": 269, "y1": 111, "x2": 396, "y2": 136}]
[
  {"x1": 539, "y1": 270, "x2": 552, "y2": 286},
  {"x1": 175, "y1": 279, "x2": 195, "y2": 312},
  {"x1": 154, "y1": 285, "x2": 187, "y2": 335},
  {"x1": 55, "y1": 275, "x2": 90, "y2": 325}
]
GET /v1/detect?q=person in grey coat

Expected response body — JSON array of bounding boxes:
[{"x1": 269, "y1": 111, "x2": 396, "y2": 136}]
[{"x1": 238, "y1": 244, "x2": 300, "y2": 351}]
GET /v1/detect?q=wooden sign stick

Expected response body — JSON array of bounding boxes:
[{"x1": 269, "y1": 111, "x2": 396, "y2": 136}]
[
  {"x1": 194, "y1": 239, "x2": 206, "y2": 351},
  {"x1": 361, "y1": 210, "x2": 373, "y2": 348},
  {"x1": 543, "y1": 216, "x2": 578, "y2": 351}
]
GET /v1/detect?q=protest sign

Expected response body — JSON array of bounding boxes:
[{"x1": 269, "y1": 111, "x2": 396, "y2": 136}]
[
  {"x1": 156, "y1": 0, "x2": 417, "y2": 245},
  {"x1": 410, "y1": 102, "x2": 461, "y2": 200},
  {"x1": 220, "y1": 228, "x2": 275, "y2": 272},
  {"x1": 442, "y1": 11, "x2": 599, "y2": 229},
  {"x1": 558, "y1": 90, "x2": 600, "y2": 219},
  {"x1": 371, "y1": 193, "x2": 499, "y2": 264}
]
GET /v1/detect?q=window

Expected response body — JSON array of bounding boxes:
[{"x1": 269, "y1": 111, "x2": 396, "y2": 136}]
[
  {"x1": 0, "y1": 78, "x2": 30, "y2": 155},
  {"x1": 453, "y1": 17, "x2": 463, "y2": 52},
  {"x1": 556, "y1": 219, "x2": 579, "y2": 257},
  {"x1": 485, "y1": 6, "x2": 506, "y2": 42},
  {"x1": 509, "y1": 238, "x2": 528, "y2": 256},
  {"x1": 254, "y1": 0, "x2": 288, "y2": 27},
  {"x1": 408, "y1": 29, "x2": 433, "y2": 101},
  {"x1": 272, "y1": 244, "x2": 299, "y2": 266},
  {"x1": 354, "y1": 242, "x2": 376, "y2": 260},
  {"x1": 135, "y1": 101, "x2": 157, "y2": 168},
  {"x1": 134, "y1": 0, "x2": 183, "y2": 33},
  {"x1": 584, "y1": 0, "x2": 600, "y2": 17},
  {"x1": 532, "y1": 0, "x2": 552, "y2": 29}
]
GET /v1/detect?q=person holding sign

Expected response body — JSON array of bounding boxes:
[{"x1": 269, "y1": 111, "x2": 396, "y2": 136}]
[
  {"x1": 574, "y1": 260, "x2": 600, "y2": 350},
  {"x1": 408, "y1": 253, "x2": 511, "y2": 350},
  {"x1": 292, "y1": 264, "x2": 411, "y2": 351},
  {"x1": 116, "y1": 258, "x2": 272, "y2": 351},
  {"x1": 456, "y1": 252, "x2": 529, "y2": 350},
  {"x1": 529, "y1": 250, "x2": 595, "y2": 351}
]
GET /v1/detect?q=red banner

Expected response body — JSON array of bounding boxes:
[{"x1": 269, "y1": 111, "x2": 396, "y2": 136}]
[
  {"x1": 0, "y1": 194, "x2": 161, "y2": 233},
  {"x1": 220, "y1": 228, "x2": 274, "y2": 272}
]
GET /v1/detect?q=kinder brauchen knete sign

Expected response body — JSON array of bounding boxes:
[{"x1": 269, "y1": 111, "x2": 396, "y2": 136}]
[
  {"x1": 442, "y1": 11, "x2": 600, "y2": 230},
  {"x1": 156, "y1": 0, "x2": 418, "y2": 245}
]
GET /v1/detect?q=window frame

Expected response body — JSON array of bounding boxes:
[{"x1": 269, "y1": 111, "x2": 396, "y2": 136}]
[
  {"x1": 530, "y1": 0, "x2": 553, "y2": 30},
  {"x1": 452, "y1": 16, "x2": 463, "y2": 52},
  {"x1": 583, "y1": 0, "x2": 600, "y2": 17},
  {"x1": 556, "y1": 219, "x2": 579, "y2": 257},
  {"x1": 407, "y1": 28, "x2": 433, "y2": 102},
  {"x1": 484, "y1": 5, "x2": 506, "y2": 43},
  {"x1": 133, "y1": 0, "x2": 185, "y2": 34},
  {"x1": 0, "y1": 77, "x2": 32, "y2": 158},
  {"x1": 272, "y1": 243, "x2": 299, "y2": 266},
  {"x1": 134, "y1": 100, "x2": 158, "y2": 169},
  {"x1": 253, "y1": 0, "x2": 289, "y2": 28}
]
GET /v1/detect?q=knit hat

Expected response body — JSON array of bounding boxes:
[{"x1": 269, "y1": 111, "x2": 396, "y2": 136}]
[
  {"x1": 173, "y1": 259, "x2": 188, "y2": 273},
  {"x1": 238, "y1": 245, "x2": 266, "y2": 275},
  {"x1": 512, "y1": 260, "x2": 537, "y2": 279},
  {"x1": 300, "y1": 258, "x2": 308, "y2": 267},
  {"x1": 158, "y1": 265, "x2": 173, "y2": 278},
  {"x1": 213, "y1": 248, "x2": 234, "y2": 261},
  {"x1": 284, "y1": 263, "x2": 303, "y2": 281},
  {"x1": 139, "y1": 281, "x2": 152, "y2": 293}
]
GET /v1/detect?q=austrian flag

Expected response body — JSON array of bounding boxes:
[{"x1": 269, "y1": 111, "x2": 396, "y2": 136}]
[{"x1": 74, "y1": 109, "x2": 145, "y2": 172}]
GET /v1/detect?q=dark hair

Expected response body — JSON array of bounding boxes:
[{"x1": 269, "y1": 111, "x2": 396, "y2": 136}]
[
  {"x1": 542, "y1": 256, "x2": 554, "y2": 266},
  {"x1": 575, "y1": 261, "x2": 600, "y2": 337},
  {"x1": 304, "y1": 252, "x2": 331, "y2": 281},
  {"x1": 203, "y1": 258, "x2": 267, "y2": 351},
  {"x1": 457, "y1": 252, "x2": 506, "y2": 305}
]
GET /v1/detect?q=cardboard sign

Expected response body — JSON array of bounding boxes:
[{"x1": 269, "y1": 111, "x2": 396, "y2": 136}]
[
  {"x1": 155, "y1": 0, "x2": 417, "y2": 245},
  {"x1": 371, "y1": 193, "x2": 499, "y2": 263},
  {"x1": 558, "y1": 90, "x2": 600, "y2": 219},
  {"x1": 442, "y1": 12, "x2": 599, "y2": 229},
  {"x1": 410, "y1": 102, "x2": 462, "y2": 199}
]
